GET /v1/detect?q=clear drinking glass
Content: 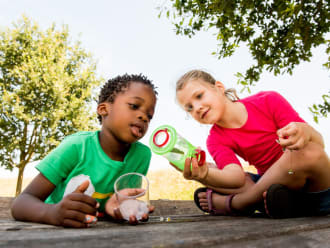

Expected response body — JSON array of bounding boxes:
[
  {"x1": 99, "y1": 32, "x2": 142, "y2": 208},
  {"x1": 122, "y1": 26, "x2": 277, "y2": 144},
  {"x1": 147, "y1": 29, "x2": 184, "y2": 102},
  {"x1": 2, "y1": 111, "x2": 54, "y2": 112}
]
[{"x1": 114, "y1": 172, "x2": 150, "y2": 221}]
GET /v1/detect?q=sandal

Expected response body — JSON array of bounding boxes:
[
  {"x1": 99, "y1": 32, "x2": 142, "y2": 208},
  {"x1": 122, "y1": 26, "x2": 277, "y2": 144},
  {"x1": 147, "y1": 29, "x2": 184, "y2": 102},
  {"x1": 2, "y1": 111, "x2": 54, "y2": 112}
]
[
  {"x1": 265, "y1": 184, "x2": 312, "y2": 218},
  {"x1": 193, "y1": 187, "x2": 236, "y2": 215}
]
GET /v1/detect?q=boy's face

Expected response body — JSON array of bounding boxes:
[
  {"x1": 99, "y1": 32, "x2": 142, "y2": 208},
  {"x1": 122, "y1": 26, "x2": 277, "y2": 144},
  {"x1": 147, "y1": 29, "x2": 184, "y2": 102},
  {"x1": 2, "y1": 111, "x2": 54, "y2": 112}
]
[{"x1": 98, "y1": 82, "x2": 156, "y2": 144}]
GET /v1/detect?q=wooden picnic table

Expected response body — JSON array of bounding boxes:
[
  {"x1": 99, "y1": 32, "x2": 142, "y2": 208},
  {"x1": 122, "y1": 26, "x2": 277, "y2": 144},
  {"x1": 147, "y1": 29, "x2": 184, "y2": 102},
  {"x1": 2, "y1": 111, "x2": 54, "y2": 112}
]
[{"x1": 1, "y1": 197, "x2": 330, "y2": 247}]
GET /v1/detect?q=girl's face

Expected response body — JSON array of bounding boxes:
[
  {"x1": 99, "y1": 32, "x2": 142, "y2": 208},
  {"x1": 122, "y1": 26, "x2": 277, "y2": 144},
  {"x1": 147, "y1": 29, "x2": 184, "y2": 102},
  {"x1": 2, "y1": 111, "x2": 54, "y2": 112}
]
[
  {"x1": 98, "y1": 82, "x2": 156, "y2": 144},
  {"x1": 177, "y1": 79, "x2": 226, "y2": 124}
]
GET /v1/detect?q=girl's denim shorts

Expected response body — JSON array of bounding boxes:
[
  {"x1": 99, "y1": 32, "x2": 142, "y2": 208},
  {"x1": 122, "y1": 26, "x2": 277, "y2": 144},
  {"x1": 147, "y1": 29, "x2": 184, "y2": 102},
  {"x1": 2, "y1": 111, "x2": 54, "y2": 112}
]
[{"x1": 248, "y1": 172, "x2": 330, "y2": 215}]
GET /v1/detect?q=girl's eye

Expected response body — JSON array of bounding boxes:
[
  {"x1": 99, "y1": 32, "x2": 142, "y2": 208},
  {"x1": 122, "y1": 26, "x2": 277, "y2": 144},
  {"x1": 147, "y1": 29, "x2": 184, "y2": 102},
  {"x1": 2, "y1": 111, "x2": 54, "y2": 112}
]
[
  {"x1": 186, "y1": 105, "x2": 193, "y2": 112},
  {"x1": 196, "y1": 93, "x2": 203, "y2": 99},
  {"x1": 129, "y1": 103, "x2": 139, "y2": 110}
]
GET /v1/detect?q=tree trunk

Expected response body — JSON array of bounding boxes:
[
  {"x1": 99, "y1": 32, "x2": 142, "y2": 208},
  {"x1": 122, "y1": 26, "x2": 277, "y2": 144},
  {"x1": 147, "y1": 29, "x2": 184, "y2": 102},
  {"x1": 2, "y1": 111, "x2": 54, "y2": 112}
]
[{"x1": 15, "y1": 166, "x2": 25, "y2": 197}]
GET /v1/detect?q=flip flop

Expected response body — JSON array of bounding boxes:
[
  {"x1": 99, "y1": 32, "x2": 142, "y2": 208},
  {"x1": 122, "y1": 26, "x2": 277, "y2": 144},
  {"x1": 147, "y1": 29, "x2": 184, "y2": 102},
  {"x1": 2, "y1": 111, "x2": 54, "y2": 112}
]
[
  {"x1": 193, "y1": 187, "x2": 236, "y2": 215},
  {"x1": 265, "y1": 184, "x2": 312, "y2": 218}
]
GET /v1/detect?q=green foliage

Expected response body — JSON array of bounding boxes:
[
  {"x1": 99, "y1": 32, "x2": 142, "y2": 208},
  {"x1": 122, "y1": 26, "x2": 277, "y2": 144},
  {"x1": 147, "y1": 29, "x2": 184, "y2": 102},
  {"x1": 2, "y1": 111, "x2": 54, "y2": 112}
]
[
  {"x1": 0, "y1": 16, "x2": 102, "y2": 178},
  {"x1": 159, "y1": 0, "x2": 330, "y2": 119}
]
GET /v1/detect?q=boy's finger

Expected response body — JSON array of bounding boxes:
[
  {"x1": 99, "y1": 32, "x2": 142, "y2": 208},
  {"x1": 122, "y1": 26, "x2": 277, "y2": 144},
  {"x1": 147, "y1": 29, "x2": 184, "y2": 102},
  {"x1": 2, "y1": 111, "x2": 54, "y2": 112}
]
[
  {"x1": 62, "y1": 218, "x2": 88, "y2": 228},
  {"x1": 148, "y1": 205, "x2": 155, "y2": 213},
  {"x1": 114, "y1": 207, "x2": 123, "y2": 220},
  {"x1": 67, "y1": 197, "x2": 98, "y2": 214},
  {"x1": 73, "y1": 180, "x2": 90, "y2": 194},
  {"x1": 124, "y1": 188, "x2": 145, "y2": 196},
  {"x1": 69, "y1": 193, "x2": 98, "y2": 208},
  {"x1": 84, "y1": 214, "x2": 98, "y2": 224},
  {"x1": 140, "y1": 213, "x2": 149, "y2": 222},
  {"x1": 129, "y1": 215, "x2": 138, "y2": 225},
  {"x1": 64, "y1": 209, "x2": 88, "y2": 223}
]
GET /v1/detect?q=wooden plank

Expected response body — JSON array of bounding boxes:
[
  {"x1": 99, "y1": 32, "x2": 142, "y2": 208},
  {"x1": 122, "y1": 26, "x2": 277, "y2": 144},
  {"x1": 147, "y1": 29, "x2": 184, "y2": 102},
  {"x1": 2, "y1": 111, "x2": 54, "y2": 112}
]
[
  {"x1": 1, "y1": 197, "x2": 330, "y2": 248},
  {"x1": 0, "y1": 198, "x2": 203, "y2": 219},
  {"x1": 0, "y1": 215, "x2": 330, "y2": 247}
]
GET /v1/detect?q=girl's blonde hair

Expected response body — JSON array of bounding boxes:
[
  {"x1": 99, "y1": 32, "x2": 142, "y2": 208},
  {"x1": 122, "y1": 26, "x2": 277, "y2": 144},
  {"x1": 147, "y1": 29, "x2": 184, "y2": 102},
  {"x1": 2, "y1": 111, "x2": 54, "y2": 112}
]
[{"x1": 176, "y1": 69, "x2": 239, "y2": 101}]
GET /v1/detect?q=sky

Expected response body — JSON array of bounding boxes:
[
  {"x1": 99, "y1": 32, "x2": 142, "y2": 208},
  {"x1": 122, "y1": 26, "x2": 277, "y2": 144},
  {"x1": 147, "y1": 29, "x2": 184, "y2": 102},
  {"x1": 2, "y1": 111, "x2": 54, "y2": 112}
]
[{"x1": 0, "y1": 0, "x2": 329, "y2": 178}]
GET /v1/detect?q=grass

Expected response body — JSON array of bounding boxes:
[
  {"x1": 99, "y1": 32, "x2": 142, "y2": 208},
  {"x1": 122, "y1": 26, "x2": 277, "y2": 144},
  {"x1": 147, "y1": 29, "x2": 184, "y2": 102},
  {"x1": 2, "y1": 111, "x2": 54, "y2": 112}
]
[{"x1": 0, "y1": 166, "x2": 257, "y2": 200}]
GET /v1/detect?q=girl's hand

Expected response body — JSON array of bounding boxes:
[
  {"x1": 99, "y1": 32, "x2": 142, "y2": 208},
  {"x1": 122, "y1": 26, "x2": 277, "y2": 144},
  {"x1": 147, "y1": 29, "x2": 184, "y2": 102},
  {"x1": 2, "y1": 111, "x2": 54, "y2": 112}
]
[
  {"x1": 277, "y1": 122, "x2": 311, "y2": 150},
  {"x1": 50, "y1": 180, "x2": 99, "y2": 228},
  {"x1": 183, "y1": 157, "x2": 209, "y2": 182},
  {"x1": 105, "y1": 188, "x2": 154, "y2": 225}
]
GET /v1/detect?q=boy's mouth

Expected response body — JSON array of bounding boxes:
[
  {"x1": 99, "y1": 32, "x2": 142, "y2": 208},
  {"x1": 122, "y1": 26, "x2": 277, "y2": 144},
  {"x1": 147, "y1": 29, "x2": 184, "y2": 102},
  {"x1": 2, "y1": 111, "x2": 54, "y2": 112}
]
[{"x1": 131, "y1": 123, "x2": 144, "y2": 138}]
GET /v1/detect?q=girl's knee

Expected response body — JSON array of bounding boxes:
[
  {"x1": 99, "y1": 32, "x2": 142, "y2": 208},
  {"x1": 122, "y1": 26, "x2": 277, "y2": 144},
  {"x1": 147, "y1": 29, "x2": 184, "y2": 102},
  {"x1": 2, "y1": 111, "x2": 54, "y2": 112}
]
[{"x1": 295, "y1": 142, "x2": 328, "y2": 169}]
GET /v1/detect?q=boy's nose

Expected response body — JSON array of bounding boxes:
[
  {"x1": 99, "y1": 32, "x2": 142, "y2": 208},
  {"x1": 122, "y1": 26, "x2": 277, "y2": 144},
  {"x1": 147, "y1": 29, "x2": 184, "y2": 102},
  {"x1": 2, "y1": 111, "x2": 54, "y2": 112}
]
[{"x1": 138, "y1": 112, "x2": 148, "y2": 122}]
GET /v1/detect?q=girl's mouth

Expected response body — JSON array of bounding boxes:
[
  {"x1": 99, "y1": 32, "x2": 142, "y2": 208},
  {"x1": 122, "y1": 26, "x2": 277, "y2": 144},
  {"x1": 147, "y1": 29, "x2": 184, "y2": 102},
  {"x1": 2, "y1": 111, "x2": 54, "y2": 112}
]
[{"x1": 201, "y1": 109, "x2": 209, "y2": 119}]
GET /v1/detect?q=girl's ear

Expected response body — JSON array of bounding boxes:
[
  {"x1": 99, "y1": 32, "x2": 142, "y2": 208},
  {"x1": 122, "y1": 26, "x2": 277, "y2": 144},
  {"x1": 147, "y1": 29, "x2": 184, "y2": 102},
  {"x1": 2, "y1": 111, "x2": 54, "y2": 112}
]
[
  {"x1": 215, "y1": 81, "x2": 225, "y2": 92},
  {"x1": 97, "y1": 102, "x2": 110, "y2": 117}
]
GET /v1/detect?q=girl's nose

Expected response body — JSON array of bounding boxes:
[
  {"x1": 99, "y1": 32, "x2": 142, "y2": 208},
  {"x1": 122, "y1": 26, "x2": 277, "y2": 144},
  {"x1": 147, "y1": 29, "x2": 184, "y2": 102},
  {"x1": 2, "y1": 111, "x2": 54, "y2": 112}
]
[{"x1": 195, "y1": 103, "x2": 203, "y2": 113}]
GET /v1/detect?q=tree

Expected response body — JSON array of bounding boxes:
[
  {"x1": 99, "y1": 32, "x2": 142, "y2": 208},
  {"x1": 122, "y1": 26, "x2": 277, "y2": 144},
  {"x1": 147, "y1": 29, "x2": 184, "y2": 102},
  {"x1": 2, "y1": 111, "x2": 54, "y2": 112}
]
[
  {"x1": 159, "y1": 0, "x2": 330, "y2": 122},
  {"x1": 0, "y1": 16, "x2": 102, "y2": 195}
]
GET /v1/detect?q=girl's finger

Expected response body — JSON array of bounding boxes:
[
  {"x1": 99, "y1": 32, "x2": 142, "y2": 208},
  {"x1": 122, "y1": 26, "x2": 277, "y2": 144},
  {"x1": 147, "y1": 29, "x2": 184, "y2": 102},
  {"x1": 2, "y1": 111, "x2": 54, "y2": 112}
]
[
  {"x1": 190, "y1": 158, "x2": 199, "y2": 178},
  {"x1": 183, "y1": 157, "x2": 192, "y2": 178}
]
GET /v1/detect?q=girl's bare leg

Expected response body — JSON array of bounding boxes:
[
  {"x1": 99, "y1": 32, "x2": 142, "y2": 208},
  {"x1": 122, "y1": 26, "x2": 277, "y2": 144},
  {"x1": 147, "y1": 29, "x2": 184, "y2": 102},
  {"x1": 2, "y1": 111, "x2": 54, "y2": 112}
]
[
  {"x1": 197, "y1": 173, "x2": 256, "y2": 212},
  {"x1": 199, "y1": 142, "x2": 330, "y2": 212}
]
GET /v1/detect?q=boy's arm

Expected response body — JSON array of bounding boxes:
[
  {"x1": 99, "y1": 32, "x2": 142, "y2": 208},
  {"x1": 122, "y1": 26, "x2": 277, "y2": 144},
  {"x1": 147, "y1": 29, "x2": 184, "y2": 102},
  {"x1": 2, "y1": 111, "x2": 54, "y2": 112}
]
[
  {"x1": 11, "y1": 173, "x2": 57, "y2": 224},
  {"x1": 11, "y1": 173, "x2": 99, "y2": 228}
]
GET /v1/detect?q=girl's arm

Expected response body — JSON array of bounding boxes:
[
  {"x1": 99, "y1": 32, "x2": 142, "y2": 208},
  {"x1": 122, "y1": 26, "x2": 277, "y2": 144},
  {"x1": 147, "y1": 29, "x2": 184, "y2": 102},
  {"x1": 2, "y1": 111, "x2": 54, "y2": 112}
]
[
  {"x1": 11, "y1": 173, "x2": 98, "y2": 228},
  {"x1": 183, "y1": 157, "x2": 246, "y2": 188},
  {"x1": 277, "y1": 122, "x2": 325, "y2": 150}
]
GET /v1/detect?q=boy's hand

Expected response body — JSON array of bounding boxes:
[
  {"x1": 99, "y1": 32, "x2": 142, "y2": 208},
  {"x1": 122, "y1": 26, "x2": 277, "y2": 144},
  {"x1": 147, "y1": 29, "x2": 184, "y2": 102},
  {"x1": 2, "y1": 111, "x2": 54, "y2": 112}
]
[
  {"x1": 277, "y1": 122, "x2": 311, "y2": 150},
  {"x1": 50, "y1": 180, "x2": 99, "y2": 228},
  {"x1": 105, "y1": 188, "x2": 154, "y2": 225},
  {"x1": 183, "y1": 157, "x2": 209, "y2": 182}
]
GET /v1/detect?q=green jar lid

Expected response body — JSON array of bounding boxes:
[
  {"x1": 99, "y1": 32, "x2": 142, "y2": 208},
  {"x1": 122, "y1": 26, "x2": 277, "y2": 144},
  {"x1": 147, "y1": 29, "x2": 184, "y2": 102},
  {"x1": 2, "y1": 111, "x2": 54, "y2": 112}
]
[{"x1": 149, "y1": 125, "x2": 177, "y2": 155}]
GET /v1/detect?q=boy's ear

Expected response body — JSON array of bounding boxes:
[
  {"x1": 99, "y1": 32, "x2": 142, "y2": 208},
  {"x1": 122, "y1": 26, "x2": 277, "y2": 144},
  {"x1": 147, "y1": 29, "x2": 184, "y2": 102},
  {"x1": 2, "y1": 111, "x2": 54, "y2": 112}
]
[{"x1": 97, "y1": 102, "x2": 110, "y2": 117}]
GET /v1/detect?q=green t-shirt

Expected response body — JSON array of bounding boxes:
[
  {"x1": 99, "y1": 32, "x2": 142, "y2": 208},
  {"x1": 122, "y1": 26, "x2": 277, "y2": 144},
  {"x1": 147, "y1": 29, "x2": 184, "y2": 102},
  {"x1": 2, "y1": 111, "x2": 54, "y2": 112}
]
[{"x1": 36, "y1": 131, "x2": 151, "y2": 211}]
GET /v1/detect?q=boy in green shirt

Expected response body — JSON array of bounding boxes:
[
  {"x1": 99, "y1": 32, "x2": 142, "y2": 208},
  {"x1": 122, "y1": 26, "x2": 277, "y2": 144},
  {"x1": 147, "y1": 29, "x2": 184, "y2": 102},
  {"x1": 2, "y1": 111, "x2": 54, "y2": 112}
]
[{"x1": 11, "y1": 74, "x2": 157, "y2": 227}]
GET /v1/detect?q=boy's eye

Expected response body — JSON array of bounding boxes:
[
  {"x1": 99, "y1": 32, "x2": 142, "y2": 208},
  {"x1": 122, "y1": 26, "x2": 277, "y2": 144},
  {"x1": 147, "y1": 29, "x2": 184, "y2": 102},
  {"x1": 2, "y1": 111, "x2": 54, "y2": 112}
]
[
  {"x1": 147, "y1": 114, "x2": 153, "y2": 120},
  {"x1": 128, "y1": 103, "x2": 139, "y2": 110}
]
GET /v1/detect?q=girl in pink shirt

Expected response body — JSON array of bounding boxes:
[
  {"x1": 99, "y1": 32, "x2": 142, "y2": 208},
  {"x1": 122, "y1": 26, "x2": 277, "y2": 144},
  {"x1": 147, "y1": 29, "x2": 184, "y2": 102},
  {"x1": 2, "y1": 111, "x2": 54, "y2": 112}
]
[{"x1": 175, "y1": 69, "x2": 330, "y2": 218}]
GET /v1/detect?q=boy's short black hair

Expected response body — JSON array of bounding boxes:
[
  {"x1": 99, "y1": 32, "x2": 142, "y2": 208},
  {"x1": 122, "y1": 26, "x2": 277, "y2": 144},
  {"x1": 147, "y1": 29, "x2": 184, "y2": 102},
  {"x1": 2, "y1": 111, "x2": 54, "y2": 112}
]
[{"x1": 97, "y1": 73, "x2": 158, "y2": 123}]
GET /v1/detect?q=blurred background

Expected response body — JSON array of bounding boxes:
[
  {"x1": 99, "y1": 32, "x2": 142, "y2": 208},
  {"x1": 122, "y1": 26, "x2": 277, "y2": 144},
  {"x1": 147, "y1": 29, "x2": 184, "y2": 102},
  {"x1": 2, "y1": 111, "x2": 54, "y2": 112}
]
[{"x1": 0, "y1": 0, "x2": 328, "y2": 198}]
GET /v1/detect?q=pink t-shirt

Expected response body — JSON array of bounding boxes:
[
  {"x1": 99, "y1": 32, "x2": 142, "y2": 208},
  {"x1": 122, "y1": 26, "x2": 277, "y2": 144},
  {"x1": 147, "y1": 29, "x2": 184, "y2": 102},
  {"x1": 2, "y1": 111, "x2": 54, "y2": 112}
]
[{"x1": 207, "y1": 91, "x2": 305, "y2": 175}]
